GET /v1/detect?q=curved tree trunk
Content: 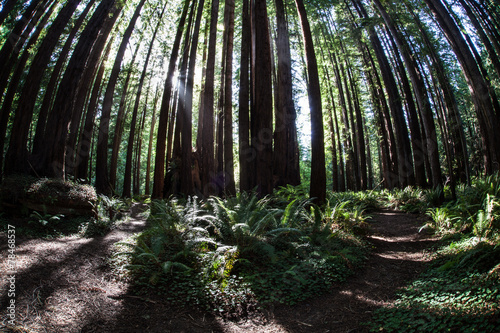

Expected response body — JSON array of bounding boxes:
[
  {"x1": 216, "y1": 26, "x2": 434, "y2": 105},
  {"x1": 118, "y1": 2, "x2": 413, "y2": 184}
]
[
  {"x1": 0, "y1": 0, "x2": 58, "y2": 176},
  {"x1": 95, "y1": 0, "x2": 143, "y2": 194},
  {"x1": 122, "y1": 0, "x2": 163, "y2": 197},
  {"x1": 423, "y1": 0, "x2": 500, "y2": 174},
  {"x1": 1, "y1": 0, "x2": 80, "y2": 178},
  {"x1": 74, "y1": 42, "x2": 113, "y2": 182},
  {"x1": 31, "y1": 0, "x2": 96, "y2": 158}
]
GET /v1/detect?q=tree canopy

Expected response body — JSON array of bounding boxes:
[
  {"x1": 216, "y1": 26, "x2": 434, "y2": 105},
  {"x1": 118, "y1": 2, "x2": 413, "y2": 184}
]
[{"x1": 0, "y1": 0, "x2": 499, "y2": 200}]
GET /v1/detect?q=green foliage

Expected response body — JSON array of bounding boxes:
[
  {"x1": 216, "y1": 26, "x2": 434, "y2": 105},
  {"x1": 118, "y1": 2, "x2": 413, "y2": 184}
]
[
  {"x1": 368, "y1": 175, "x2": 500, "y2": 332},
  {"x1": 425, "y1": 206, "x2": 462, "y2": 234},
  {"x1": 420, "y1": 175, "x2": 500, "y2": 239},
  {"x1": 0, "y1": 213, "x2": 88, "y2": 238},
  {"x1": 474, "y1": 194, "x2": 500, "y2": 240},
  {"x1": 78, "y1": 217, "x2": 116, "y2": 237},
  {"x1": 274, "y1": 184, "x2": 309, "y2": 202},
  {"x1": 368, "y1": 237, "x2": 500, "y2": 332},
  {"x1": 0, "y1": 193, "x2": 124, "y2": 238},
  {"x1": 96, "y1": 194, "x2": 127, "y2": 220},
  {"x1": 327, "y1": 190, "x2": 382, "y2": 212},
  {"x1": 383, "y1": 186, "x2": 429, "y2": 213},
  {"x1": 29, "y1": 211, "x2": 64, "y2": 227},
  {"x1": 114, "y1": 192, "x2": 367, "y2": 316}
]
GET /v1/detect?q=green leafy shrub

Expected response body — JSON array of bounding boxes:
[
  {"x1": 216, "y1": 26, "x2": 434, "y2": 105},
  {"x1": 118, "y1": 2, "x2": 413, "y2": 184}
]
[
  {"x1": 426, "y1": 206, "x2": 462, "y2": 234},
  {"x1": 114, "y1": 193, "x2": 367, "y2": 316},
  {"x1": 78, "y1": 217, "x2": 116, "y2": 237}
]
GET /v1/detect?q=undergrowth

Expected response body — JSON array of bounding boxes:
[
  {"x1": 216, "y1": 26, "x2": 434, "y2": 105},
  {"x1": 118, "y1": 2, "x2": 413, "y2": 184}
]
[
  {"x1": 368, "y1": 237, "x2": 500, "y2": 332},
  {"x1": 113, "y1": 190, "x2": 368, "y2": 317},
  {"x1": 369, "y1": 173, "x2": 500, "y2": 332},
  {"x1": 0, "y1": 193, "x2": 127, "y2": 238}
]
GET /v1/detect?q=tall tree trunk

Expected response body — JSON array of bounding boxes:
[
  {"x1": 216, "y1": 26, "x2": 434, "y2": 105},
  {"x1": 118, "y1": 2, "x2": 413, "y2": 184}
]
[
  {"x1": 200, "y1": 0, "x2": 219, "y2": 196},
  {"x1": 215, "y1": 0, "x2": 228, "y2": 196},
  {"x1": 169, "y1": 0, "x2": 196, "y2": 195},
  {"x1": 383, "y1": 29, "x2": 425, "y2": 187},
  {"x1": 352, "y1": 0, "x2": 413, "y2": 188},
  {"x1": 359, "y1": 40, "x2": 398, "y2": 189},
  {"x1": 423, "y1": 0, "x2": 500, "y2": 174},
  {"x1": 122, "y1": 0, "x2": 162, "y2": 197},
  {"x1": 408, "y1": 6, "x2": 470, "y2": 184},
  {"x1": 95, "y1": 0, "x2": 144, "y2": 194},
  {"x1": 319, "y1": 42, "x2": 339, "y2": 192},
  {"x1": 152, "y1": 0, "x2": 191, "y2": 198},
  {"x1": 0, "y1": 0, "x2": 58, "y2": 176},
  {"x1": 31, "y1": 0, "x2": 96, "y2": 158},
  {"x1": 6, "y1": 0, "x2": 119, "y2": 179},
  {"x1": 75, "y1": 43, "x2": 112, "y2": 182},
  {"x1": 66, "y1": 21, "x2": 117, "y2": 178},
  {"x1": 238, "y1": 0, "x2": 251, "y2": 193},
  {"x1": 373, "y1": 0, "x2": 443, "y2": 190},
  {"x1": 251, "y1": 0, "x2": 274, "y2": 196},
  {"x1": 330, "y1": 50, "x2": 354, "y2": 190},
  {"x1": 1, "y1": 0, "x2": 81, "y2": 178},
  {"x1": 349, "y1": 67, "x2": 368, "y2": 191},
  {"x1": 134, "y1": 81, "x2": 151, "y2": 196},
  {"x1": 341, "y1": 61, "x2": 358, "y2": 191},
  {"x1": 146, "y1": 86, "x2": 161, "y2": 195},
  {"x1": 180, "y1": 0, "x2": 205, "y2": 196},
  {"x1": 222, "y1": 0, "x2": 236, "y2": 195},
  {"x1": 109, "y1": 42, "x2": 141, "y2": 190},
  {"x1": 294, "y1": 0, "x2": 326, "y2": 203},
  {"x1": 196, "y1": 21, "x2": 209, "y2": 153},
  {"x1": 274, "y1": 0, "x2": 300, "y2": 188}
]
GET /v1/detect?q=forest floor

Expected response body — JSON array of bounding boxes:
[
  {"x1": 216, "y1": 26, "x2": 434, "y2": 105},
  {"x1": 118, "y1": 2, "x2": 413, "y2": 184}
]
[{"x1": 0, "y1": 206, "x2": 439, "y2": 333}]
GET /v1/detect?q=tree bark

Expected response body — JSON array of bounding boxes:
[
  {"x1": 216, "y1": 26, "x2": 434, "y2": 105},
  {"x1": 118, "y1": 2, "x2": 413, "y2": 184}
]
[
  {"x1": 152, "y1": 0, "x2": 191, "y2": 198},
  {"x1": 109, "y1": 43, "x2": 141, "y2": 190},
  {"x1": 31, "y1": 0, "x2": 96, "y2": 158},
  {"x1": 145, "y1": 86, "x2": 161, "y2": 195},
  {"x1": 222, "y1": 0, "x2": 236, "y2": 195},
  {"x1": 94, "y1": 0, "x2": 143, "y2": 194},
  {"x1": 423, "y1": 0, "x2": 500, "y2": 174},
  {"x1": 352, "y1": 0, "x2": 413, "y2": 188},
  {"x1": 251, "y1": 0, "x2": 274, "y2": 196},
  {"x1": 274, "y1": 0, "x2": 300, "y2": 188},
  {"x1": 75, "y1": 43, "x2": 112, "y2": 182},
  {"x1": 0, "y1": 0, "x2": 18, "y2": 27},
  {"x1": 0, "y1": 0, "x2": 58, "y2": 176},
  {"x1": 122, "y1": 0, "x2": 162, "y2": 197},
  {"x1": 180, "y1": 0, "x2": 205, "y2": 196},
  {"x1": 238, "y1": 0, "x2": 251, "y2": 193},
  {"x1": 200, "y1": 0, "x2": 219, "y2": 196},
  {"x1": 1, "y1": 0, "x2": 80, "y2": 178},
  {"x1": 6, "y1": 0, "x2": 119, "y2": 179},
  {"x1": 294, "y1": 0, "x2": 326, "y2": 203}
]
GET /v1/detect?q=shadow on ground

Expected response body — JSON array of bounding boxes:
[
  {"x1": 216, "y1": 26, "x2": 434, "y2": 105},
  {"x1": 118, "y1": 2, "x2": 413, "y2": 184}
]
[{"x1": 0, "y1": 209, "x2": 437, "y2": 333}]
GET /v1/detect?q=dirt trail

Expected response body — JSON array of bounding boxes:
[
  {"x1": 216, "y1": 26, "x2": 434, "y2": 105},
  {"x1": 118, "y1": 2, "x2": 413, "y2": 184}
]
[{"x1": 0, "y1": 209, "x2": 437, "y2": 333}]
